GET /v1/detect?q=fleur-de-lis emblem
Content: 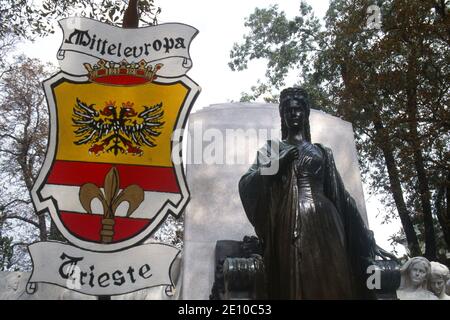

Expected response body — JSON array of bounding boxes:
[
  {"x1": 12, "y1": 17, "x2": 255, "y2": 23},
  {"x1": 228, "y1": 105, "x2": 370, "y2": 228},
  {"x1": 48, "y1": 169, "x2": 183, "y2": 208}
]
[{"x1": 79, "y1": 167, "x2": 144, "y2": 243}]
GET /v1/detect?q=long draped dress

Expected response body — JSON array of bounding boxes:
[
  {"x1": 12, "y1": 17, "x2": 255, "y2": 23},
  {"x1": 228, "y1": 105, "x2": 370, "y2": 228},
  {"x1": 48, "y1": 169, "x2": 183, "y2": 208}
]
[{"x1": 239, "y1": 140, "x2": 376, "y2": 299}]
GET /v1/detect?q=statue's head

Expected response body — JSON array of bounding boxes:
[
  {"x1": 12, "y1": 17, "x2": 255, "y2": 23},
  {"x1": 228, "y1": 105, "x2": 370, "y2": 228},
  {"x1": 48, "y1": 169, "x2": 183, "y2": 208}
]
[
  {"x1": 279, "y1": 87, "x2": 311, "y2": 141},
  {"x1": 399, "y1": 256, "x2": 431, "y2": 290},
  {"x1": 429, "y1": 261, "x2": 449, "y2": 298}
]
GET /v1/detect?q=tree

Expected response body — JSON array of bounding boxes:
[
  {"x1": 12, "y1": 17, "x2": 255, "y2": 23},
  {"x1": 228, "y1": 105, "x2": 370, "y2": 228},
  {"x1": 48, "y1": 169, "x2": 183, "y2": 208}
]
[
  {"x1": 229, "y1": 0, "x2": 450, "y2": 261},
  {"x1": 0, "y1": 56, "x2": 54, "y2": 270},
  {"x1": 0, "y1": 235, "x2": 13, "y2": 271},
  {"x1": 0, "y1": 0, "x2": 160, "y2": 39}
]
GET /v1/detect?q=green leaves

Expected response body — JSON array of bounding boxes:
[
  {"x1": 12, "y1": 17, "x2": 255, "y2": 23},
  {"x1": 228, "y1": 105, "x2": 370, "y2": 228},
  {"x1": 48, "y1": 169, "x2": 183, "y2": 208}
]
[{"x1": 229, "y1": 1, "x2": 321, "y2": 99}]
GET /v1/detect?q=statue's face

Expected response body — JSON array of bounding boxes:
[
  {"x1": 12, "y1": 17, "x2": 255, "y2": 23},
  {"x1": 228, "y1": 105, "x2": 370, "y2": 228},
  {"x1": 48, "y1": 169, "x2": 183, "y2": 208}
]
[
  {"x1": 409, "y1": 262, "x2": 427, "y2": 286},
  {"x1": 429, "y1": 275, "x2": 445, "y2": 295},
  {"x1": 283, "y1": 98, "x2": 308, "y2": 130}
]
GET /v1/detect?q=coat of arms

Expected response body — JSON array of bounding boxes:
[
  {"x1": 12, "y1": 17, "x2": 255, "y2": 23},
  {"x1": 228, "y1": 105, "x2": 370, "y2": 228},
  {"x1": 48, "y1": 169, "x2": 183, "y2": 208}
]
[{"x1": 27, "y1": 17, "x2": 199, "y2": 296}]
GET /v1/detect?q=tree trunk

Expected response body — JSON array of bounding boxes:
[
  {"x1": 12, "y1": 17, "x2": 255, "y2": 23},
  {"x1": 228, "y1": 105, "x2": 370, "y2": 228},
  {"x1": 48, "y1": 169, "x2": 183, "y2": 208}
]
[
  {"x1": 435, "y1": 178, "x2": 450, "y2": 252},
  {"x1": 19, "y1": 114, "x2": 49, "y2": 243},
  {"x1": 447, "y1": 172, "x2": 450, "y2": 232},
  {"x1": 339, "y1": 62, "x2": 421, "y2": 256},
  {"x1": 49, "y1": 220, "x2": 65, "y2": 242},
  {"x1": 406, "y1": 48, "x2": 437, "y2": 260},
  {"x1": 38, "y1": 214, "x2": 47, "y2": 242},
  {"x1": 122, "y1": 0, "x2": 139, "y2": 28},
  {"x1": 372, "y1": 116, "x2": 422, "y2": 257}
]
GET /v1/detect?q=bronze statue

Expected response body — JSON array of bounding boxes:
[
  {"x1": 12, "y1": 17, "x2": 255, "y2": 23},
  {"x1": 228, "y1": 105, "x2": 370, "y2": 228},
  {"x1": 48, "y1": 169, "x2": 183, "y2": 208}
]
[{"x1": 239, "y1": 87, "x2": 377, "y2": 299}]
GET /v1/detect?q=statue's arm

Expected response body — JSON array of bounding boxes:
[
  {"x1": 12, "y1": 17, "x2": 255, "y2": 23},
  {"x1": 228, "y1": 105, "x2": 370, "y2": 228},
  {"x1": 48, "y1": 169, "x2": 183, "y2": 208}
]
[
  {"x1": 239, "y1": 141, "x2": 288, "y2": 240},
  {"x1": 238, "y1": 144, "x2": 273, "y2": 232}
]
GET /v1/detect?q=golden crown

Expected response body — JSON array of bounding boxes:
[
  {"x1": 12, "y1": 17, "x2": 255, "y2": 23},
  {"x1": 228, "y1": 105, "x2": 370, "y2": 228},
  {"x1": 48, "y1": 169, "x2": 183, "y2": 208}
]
[{"x1": 83, "y1": 59, "x2": 163, "y2": 85}]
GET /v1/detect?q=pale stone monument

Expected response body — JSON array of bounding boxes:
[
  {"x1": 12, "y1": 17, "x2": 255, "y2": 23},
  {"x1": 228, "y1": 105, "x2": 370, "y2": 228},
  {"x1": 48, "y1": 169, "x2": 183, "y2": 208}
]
[
  {"x1": 181, "y1": 102, "x2": 368, "y2": 299},
  {"x1": 396, "y1": 256, "x2": 438, "y2": 300},
  {"x1": 429, "y1": 261, "x2": 450, "y2": 300}
]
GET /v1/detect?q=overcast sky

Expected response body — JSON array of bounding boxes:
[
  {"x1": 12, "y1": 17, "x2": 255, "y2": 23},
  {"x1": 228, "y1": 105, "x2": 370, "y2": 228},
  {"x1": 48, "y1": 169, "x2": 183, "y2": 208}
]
[{"x1": 20, "y1": 0, "x2": 405, "y2": 255}]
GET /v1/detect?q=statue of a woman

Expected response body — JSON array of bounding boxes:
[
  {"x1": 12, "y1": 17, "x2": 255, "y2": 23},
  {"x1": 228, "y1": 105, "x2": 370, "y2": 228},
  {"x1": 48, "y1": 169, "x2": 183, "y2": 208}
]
[
  {"x1": 239, "y1": 87, "x2": 377, "y2": 299},
  {"x1": 429, "y1": 261, "x2": 450, "y2": 300},
  {"x1": 396, "y1": 257, "x2": 438, "y2": 300}
]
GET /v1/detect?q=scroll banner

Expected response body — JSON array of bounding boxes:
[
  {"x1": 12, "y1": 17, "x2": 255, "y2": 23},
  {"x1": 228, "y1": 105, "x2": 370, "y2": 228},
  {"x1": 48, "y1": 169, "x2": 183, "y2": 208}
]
[
  {"x1": 57, "y1": 17, "x2": 198, "y2": 77},
  {"x1": 28, "y1": 242, "x2": 179, "y2": 296}
]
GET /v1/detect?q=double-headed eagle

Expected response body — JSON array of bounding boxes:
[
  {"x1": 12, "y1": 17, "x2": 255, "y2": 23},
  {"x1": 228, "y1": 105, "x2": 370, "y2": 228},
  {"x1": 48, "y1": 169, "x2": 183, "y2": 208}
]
[{"x1": 72, "y1": 98, "x2": 164, "y2": 156}]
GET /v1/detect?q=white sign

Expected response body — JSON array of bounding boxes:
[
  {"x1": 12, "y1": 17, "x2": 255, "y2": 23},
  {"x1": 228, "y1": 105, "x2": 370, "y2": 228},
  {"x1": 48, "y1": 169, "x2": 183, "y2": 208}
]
[
  {"x1": 28, "y1": 242, "x2": 179, "y2": 296},
  {"x1": 58, "y1": 17, "x2": 198, "y2": 77}
]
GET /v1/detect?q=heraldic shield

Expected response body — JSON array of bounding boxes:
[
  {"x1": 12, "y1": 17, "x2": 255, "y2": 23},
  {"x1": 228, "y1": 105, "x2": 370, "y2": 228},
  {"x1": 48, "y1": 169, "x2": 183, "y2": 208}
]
[{"x1": 32, "y1": 61, "x2": 199, "y2": 252}]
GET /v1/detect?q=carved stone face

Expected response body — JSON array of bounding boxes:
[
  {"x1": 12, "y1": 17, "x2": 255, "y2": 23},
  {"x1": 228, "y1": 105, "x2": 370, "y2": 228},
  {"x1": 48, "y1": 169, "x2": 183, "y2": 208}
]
[
  {"x1": 409, "y1": 262, "x2": 428, "y2": 286},
  {"x1": 283, "y1": 98, "x2": 308, "y2": 130},
  {"x1": 429, "y1": 275, "x2": 445, "y2": 296}
]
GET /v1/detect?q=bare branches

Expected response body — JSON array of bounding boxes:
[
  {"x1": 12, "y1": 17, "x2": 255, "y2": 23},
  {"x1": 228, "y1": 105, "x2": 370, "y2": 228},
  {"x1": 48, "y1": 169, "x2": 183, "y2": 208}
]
[
  {"x1": 0, "y1": 134, "x2": 20, "y2": 143},
  {"x1": 0, "y1": 148, "x2": 21, "y2": 157},
  {"x1": 3, "y1": 215, "x2": 39, "y2": 228},
  {"x1": 0, "y1": 199, "x2": 31, "y2": 211},
  {"x1": 11, "y1": 242, "x2": 28, "y2": 249},
  {"x1": 0, "y1": 56, "x2": 54, "y2": 269}
]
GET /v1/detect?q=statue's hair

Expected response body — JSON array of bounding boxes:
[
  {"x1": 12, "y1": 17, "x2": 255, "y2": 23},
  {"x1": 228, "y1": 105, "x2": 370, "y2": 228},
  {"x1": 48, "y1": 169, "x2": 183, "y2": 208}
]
[
  {"x1": 430, "y1": 261, "x2": 449, "y2": 280},
  {"x1": 279, "y1": 87, "x2": 311, "y2": 141},
  {"x1": 398, "y1": 256, "x2": 431, "y2": 290}
]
